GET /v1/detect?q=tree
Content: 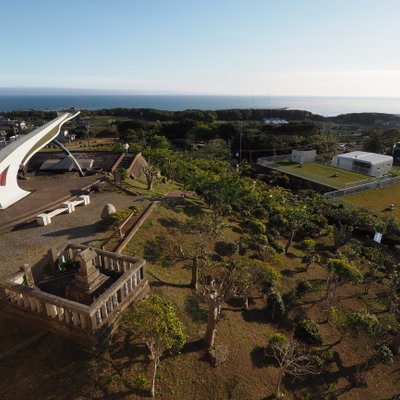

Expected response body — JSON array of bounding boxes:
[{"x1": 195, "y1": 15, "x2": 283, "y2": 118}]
[
  {"x1": 145, "y1": 148, "x2": 178, "y2": 182},
  {"x1": 266, "y1": 334, "x2": 321, "y2": 398},
  {"x1": 124, "y1": 295, "x2": 186, "y2": 397},
  {"x1": 302, "y1": 253, "x2": 321, "y2": 272},
  {"x1": 280, "y1": 205, "x2": 310, "y2": 252},
  {"x1": 183, "y1": 162, "x2": 259, "y2": 229},
  {"x1": 363, "y1": 130, "x2": 386, "y2": 153},
  {"x1": 141, "y1": 159, "x2": 158, "y2": 191},
  {"x1": 182, "y1": 214, "x2": 216, "y2": 290},
  {"x1": 267, "y1": 292, "x2": 286, "y2": 321},
  {"x1": 186, "y1": 123, "x2": 213, "y2": 142},
  {"x1": 326, "y1": 257, "x2": 363, "y2": 302},
  {"x1": 328, "y1": 307, "x2": 381, "y2": 339},
  {"x1": 229, "y1": 257, "x2": 281, "y2": 310},
  {"x1": 147, "y1": 134, "x2": 170, "y2": 150},
  {"x1": 201, "y1": 263, "x2": 235, "y2": 348},
  {"x1": 201, "y1": 256, "x2": 282, "y2": 347}
]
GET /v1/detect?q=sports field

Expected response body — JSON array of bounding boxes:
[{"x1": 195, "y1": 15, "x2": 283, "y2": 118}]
[
  {"x1": 272, "y1": 161, "x2": 372, "y2": 189},
  {"x1": 344, "y1": 184, "x2": 400, "y2": 218}
]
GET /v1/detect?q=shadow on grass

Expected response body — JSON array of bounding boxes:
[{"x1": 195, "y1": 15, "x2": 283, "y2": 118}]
[
  {"x1": 285, "y1": 251, "x2": 299, "y2": 259},
  {"x1": 282, "y1": 268, "x2": 297, "y2": 277},
  {"x1": 147, "y1": 271, "x2": 190, "y2": 289},
  {"x1": 250, "y1": 345, "x2": 267, "y2": 368},
  {"x1": 182, "y1": 339, "x2": 208, "y2": 354},
  {"x1": 241, "y1": 308, "x2": 268, "y2": 324},
  {"x1": 184, "y1": 292, "x2": 208, "y2": 323},
  {"x1": 158, "y1": 217, "x2": 183, "y2": 229}
]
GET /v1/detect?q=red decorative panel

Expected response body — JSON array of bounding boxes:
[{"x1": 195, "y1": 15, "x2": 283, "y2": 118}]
[{"x1": 0, "y1": 166, "x2": 9, "y2": 186}]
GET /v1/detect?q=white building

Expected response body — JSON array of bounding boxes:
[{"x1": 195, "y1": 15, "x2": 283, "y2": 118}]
[
  {"x1": 263, "y1": 117, "x2": 289, "y2": 125},
  {"x1": 291, "y1": 149, "x2": 316, "y2": 163},
  {"x1": 331, "y1": 151, "x2": 393, "y2": 177}
]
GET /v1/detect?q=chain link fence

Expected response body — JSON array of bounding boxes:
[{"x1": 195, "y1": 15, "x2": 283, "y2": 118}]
[{"x1": 324, "y1": 176, "x2": 400, "y2": 199}]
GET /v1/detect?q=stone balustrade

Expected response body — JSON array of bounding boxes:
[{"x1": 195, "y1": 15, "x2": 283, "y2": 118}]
[
  {"x1": 2, "y1": 273, "x2": 91, "y2": 331},
  {"x1": 0, "y1": 244, "x2": 148, "y2": 345}
]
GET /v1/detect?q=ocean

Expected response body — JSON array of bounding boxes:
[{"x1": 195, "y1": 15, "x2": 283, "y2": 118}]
[{"x1": 1, "y1": 95, "x2": 400, "y2": 117}]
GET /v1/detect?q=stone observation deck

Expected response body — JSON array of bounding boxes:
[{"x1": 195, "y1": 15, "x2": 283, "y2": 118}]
[{"x1": 0, "y1": 243, "x2": 150, "y2": 346}]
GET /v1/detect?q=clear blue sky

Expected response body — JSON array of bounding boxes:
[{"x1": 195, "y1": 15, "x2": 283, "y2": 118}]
[{"x1": 2, "y1": 0, "x2": 400, "y2": 96}]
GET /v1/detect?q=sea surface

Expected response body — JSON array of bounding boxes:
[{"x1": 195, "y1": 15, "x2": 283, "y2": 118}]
[{"x1": 1, "y1": 95, "x2": 400, "y2": 116}]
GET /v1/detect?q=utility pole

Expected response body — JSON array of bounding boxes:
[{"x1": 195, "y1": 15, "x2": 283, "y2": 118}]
[
  {"x1": 239, "y1": 122, "x2": 242, "y2": 163},
  {"x1": 87, "y1": 123, "x2": 91, "y2": 150}
]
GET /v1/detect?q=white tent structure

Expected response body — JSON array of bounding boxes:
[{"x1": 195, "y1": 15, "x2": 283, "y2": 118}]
[{"x1": 331, "y1": 151, "x2": 393, "y2": 177}]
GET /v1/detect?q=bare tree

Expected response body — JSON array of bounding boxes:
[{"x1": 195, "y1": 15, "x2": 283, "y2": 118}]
[
  {"x1": 266, "y1": 336, "x2": 321, "y2": 398},
  {"x1": 202, "y1": 269, "x2": 234, "y2": 348},
  {"x1": 389, "y1": 268, "x2": 400, "y2": 315},
  {"x1": 141, "y1": 159, "x2": 158, "y2": 191}
]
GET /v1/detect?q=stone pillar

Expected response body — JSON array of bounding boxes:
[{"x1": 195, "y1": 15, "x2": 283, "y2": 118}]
[{"x1": 22, "y1": 263, "x2": 35, "y2": 287}]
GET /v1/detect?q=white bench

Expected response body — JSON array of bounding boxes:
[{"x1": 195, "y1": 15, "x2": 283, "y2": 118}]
[
  {"x1": 61, "y1": 194, "x2": 90, "y2": 213},
  {"x1": 36, "y1": 195, "x2": 90, "y2": 226}
]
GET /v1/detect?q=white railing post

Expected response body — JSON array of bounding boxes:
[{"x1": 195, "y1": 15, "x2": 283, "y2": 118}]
[{"x1": 72, "y1": 311, "x2": 80, "y2": 327}]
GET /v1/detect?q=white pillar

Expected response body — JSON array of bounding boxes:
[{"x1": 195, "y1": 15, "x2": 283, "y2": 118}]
[
  {"x1": 65, "y1": 309, "x2": 71, "y2": 324},
  {"x1": 72, "y1": 311, "x2": 80, "y2": 327},
  {"x1": 57, "y1": 306, "x2": 65, "y2": 321},
  {"x1": 80, "y1": 314, "x2": 87, "y2": 329},
  {"x1": 35, "y1": 299, "x2": 42, "y2": 313},
  {"x1": 27, "y1": 296, "x2": 36, "y2": 311},
  {"x1": 95, "y1": 309, "x2": 102, "y2": 326}
]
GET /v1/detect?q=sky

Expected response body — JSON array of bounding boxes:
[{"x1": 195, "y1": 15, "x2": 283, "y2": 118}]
[{"x1": 2, "y1": 0, "x2": 400, "y2": 97}]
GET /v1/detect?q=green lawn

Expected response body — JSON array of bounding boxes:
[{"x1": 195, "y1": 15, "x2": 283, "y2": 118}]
[
  {"x1": 272, "y1": 161, "x2": 372, "y2": 189},
  {"x1": 344, "y1": 183, "x2": 400, "y2": 218}
]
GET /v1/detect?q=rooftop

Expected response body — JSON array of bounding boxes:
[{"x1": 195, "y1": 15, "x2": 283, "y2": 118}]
[{"x1": 336, "y1": 151, "x2": 393, "y2": 163}]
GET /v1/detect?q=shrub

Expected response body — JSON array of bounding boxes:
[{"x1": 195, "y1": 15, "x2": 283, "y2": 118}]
[
  {"x1": 257, "y1": 234, "x2": 269, "y2": 245},
  {"x1": 267, "y1": 236, "x2": 284, "y2": 253},
  {"x1": 60, "y1": 259, "x2": 79, "y2": 271},
  {"x1": 245, "y1": 219, "x2": 266, "y2": 234},
  {"x1": 374, "y1": 344, "x2": 394, "y2": 365},
  {"x1": 267, "y1": 292, "x2": 286, "y2": 321},
  {"x1": 214, "y1": 241, "x2": 240, "y2": 257},
  {"x1": 327, "y1": 257, "x2": 363, "y2": 284},
  {"x1": 132, "y1": 372, "x2": 149, "y2": 389},
  {"x1": 328, "y1": 307, "x2": 381, "y2": 338},
  {"x1": 294, "y1": 318, "x2": 323, "y2": 346},
  {"x1": 296, "y1": 279, "x2": 312, "y2": 296},
  {"x1": 301, "y1": 239, "x2": 316, "y2": 252},
  {"x1": 107, "y1": 206, "x2": 138, "y2": 226},
  {"x1": 269, "y1": 228, "x2": 280, "y2": 238},
  {"x1": 267, "y1": 332, "x2": 288, "y2": 349},
  {"x1": 352, "y1": 309, "x2": 381, "y2": 338},
  {"x1": 390, "y1": 169, "x2": 400, "y2": 177},
  {"x1": 252, "y1": 262, "x2": 281, "y2": 295},
  {"x1": 119, "y1": 167, "x2": 128, "y2": 181},
  {"x1": 252, "y1": 206, "x2": 268, "y2": 219}
]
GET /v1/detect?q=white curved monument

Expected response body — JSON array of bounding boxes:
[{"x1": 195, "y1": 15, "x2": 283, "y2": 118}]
[{"x1": 0, "y1": 111, "x2": 80, "y2": 209}]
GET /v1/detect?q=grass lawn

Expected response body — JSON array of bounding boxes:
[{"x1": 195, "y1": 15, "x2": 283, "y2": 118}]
[
  {"x1": 272, "y1": 161, "x2": 372, "y2": 189},
  {"x1": 125, "y1": 178, "x2": 182, "y2": 197},
  {"x1": 344, "y1": 183, "x2": 400, "y2": 218}
]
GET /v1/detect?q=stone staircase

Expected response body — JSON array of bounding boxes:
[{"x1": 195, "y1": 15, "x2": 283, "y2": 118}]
[{"x1": 118, "y1": 154, "x2": 135, "y2": 170}]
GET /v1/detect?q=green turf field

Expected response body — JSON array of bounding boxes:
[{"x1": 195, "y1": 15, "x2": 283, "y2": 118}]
[
  {"x1": 344, "y1": 184, "x2": 400, "y2": 218},
  {"x1": 272, "y1": 161, "x2": 372, "y2": 189}
]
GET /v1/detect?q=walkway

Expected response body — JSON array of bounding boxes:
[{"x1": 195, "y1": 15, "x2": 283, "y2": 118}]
[{"x1": 0, "y1": 174, "x2": 101, "y2": 231}]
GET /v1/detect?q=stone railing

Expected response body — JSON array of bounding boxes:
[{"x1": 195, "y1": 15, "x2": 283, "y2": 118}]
[
  {"x1": 1, "y1": 244, "x2": 148, "y2": 345},
  {"x1": 58, "y1": 243, "x2": 141, "y2": 273},
  {"x1": 2, "y1": 273, "x2": 92, "y2": 331}
]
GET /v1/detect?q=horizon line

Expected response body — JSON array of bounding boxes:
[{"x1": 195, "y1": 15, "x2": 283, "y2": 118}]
[{"x1": 1, "y1": 88, "x2": 400, "y2": 99}]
